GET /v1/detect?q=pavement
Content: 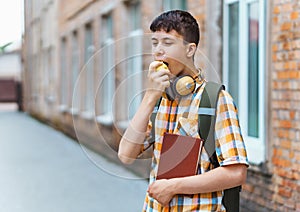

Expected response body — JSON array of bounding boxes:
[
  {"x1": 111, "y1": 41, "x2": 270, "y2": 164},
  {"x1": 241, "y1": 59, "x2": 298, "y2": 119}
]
[{"x1": 0, "y1": 108, "x2": 148, "y2": 212}]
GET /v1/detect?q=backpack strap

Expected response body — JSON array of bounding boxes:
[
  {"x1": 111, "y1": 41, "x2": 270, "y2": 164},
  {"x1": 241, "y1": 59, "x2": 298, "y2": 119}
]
[
  {"x1": 198, "y1": 81, "x2": 225, "y2": 166},
  {"x1": 199, "y1": 82, "x2": 241, "y2": 212}
]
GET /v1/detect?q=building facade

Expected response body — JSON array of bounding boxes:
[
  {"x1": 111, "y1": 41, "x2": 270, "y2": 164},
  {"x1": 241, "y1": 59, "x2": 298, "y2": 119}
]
[
  {"x1": 0, "y1": 48, "x2": 23, "y2": 109},
  {"x1": 23, "y1": 0, "x2": 300, "y2": 211}
]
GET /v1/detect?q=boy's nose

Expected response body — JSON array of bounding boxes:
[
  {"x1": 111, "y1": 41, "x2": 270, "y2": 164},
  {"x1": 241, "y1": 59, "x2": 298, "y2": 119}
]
[{"x1": 153, "y1": 45, "x2": 165, "y2": 57}]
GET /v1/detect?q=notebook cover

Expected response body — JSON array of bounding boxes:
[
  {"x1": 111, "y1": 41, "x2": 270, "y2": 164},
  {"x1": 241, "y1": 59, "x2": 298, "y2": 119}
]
[{"x1": 156, "y1": 133, "x2": 203, "y2": 180}]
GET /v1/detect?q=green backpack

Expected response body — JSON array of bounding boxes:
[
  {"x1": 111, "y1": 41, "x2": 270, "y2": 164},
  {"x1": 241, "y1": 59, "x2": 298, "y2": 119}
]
[
  {"x1": 198, "y1": 82, "x2": 241, "y2": 212},
  {"x1": 150, "y1": 81, "x2": 241, "y2": 212}
]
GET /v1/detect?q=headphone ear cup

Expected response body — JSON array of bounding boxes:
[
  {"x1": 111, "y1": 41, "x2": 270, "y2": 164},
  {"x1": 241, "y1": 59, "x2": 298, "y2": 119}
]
[
  {"x1": 173, "y1": 76, "x2": 196, "y2": 96},
  {"x1": 162, "y1": 75, "x2": 196, "y2": 100},
  {"x1": 164, "y1": 83, "x2": 176, "y2": 101}
]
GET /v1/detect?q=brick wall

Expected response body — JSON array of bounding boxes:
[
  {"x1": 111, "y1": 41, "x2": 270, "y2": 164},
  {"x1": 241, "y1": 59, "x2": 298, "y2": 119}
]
[
  {"x1": 23, "y1": 0, "x2": 300, "y2": 210},
  {"x1": 241, "y1": 1, "x2": 300, "y2": 211},
  {"x1": 188, "y1": 0, "x2": 206, "y2": 43},
  {"x1": 271, "y1": 0, "x2": 300, "y2": 210}
]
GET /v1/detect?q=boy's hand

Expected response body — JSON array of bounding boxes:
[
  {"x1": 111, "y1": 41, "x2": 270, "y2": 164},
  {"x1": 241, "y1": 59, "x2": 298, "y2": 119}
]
[
  {"x1": 146, "y1": 61, "x2": 171, "y2": 100},
  {"x1": 147, "y1": 179, "x2": 176, "y2": 206}
]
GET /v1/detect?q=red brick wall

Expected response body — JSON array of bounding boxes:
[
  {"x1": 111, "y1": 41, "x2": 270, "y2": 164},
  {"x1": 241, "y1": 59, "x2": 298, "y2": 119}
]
[
  {"x1": 188, "y1": 0, "x2": 206, "y2": 50},
  {"x1": 24, "y1": 0, "x2": 300, "y2": 210},
  {"x1": 241, "y1": 1, "x2": 300, "y2": 211},
  {"x1": 271, "y1": 1, "x2": 300, "y2": 210}
]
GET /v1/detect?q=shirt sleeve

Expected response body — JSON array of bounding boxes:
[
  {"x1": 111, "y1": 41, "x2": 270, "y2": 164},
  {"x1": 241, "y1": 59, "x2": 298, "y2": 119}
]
[{"x1": 214, "y1": 90, "x2": 249, "y2": 167}]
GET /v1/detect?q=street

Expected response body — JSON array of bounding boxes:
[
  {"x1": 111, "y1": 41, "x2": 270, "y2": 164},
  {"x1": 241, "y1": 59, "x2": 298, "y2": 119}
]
[{"x1": 0, "y1": 108, "x2": 148, "y2": 212}]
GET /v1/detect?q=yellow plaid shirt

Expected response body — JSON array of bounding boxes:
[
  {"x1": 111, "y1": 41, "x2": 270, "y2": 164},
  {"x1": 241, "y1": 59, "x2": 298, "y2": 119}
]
[{"x1": 142, "y1": 81, "x2": 248, "y2": 212}]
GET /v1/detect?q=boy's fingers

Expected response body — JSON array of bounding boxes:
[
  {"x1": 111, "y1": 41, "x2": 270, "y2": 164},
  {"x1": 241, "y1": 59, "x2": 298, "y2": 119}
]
[
  {"x1": 149, "y1": 61, "x2": 164, "y2": 71},
  {"x1": 148, "y1": 61, "x2": 170, "y2": 76},
  {"x1": 148, "y1": 69, "x2": 170, "y2": 82}
]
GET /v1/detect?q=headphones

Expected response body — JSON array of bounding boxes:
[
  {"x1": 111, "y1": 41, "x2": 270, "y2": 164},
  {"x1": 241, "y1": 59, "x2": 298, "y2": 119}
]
[
  {"x1": 156, "y1": 62, "x2": 196, "y2": 101},
  {"x1": 163, "y1": 75, "x2": 196, "y2": 100}
]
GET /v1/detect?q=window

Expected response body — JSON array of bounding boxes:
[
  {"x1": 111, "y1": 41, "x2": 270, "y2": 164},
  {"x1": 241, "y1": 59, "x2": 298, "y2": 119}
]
[
  {"x1": 223, "y1": 0, "x2": 266, "y2": 164},
  {"x1": 31, "y1": 53, "x2": 39, "y2": 101},
  {"x1": 42, "y1": 49, "x2": 49, "y2": 98},
  {"x1": 83, "y1": 23, "x2": 95, "y2": 116},
  {"x1": 60, "y1": 37, "x2": 68, "y2": 111},
  {"x1": 97, "y1": 13, "x2": 115, "y2": 125},
  {"x1": 71, "y1": 31, "x2": 80, "y2": 114},
  {"x1": 163, "y1": 0, "x2": 186, "y2": 10},
  {"x1": 46, "y1": 47, "x2": 55, "y2": 103},
  {"x1": 126, "y1": 1, "x2": 143, "y2": 119}
]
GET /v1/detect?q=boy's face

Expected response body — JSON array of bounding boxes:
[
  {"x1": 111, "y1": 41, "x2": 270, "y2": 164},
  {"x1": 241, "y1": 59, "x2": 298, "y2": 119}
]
[{"x1": 151, "y1": 30, "x2": 191, "y2": 77}]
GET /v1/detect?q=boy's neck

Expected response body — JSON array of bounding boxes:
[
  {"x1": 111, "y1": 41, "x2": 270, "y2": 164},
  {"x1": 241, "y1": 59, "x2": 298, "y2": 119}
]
[{"x1": 178, "y1": 64, "x2": 199, "y2": 77}]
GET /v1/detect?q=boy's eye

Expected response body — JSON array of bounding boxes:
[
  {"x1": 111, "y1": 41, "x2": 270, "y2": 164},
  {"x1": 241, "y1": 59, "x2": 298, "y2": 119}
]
[
  {"x1": 164, "y1": 41, "x2": 173, "y2": 46},
  {"x1": 151, "y1": 41, "x2": 158, "y2": 46},
  {"x1": 163, "y1": 39, "x2": 174, "y2": 46}
]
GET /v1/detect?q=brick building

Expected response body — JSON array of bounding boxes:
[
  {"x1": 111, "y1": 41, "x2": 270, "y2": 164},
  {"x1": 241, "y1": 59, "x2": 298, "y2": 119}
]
[{"x1": 23, "y1": 0, "x2": 300, "y2": 211}]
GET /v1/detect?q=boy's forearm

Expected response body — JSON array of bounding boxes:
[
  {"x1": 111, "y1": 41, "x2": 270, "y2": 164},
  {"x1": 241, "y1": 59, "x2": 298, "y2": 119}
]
[
  {"x1": 169, "y1": 164, "x2": 247, "y2": 195},
  {"x1": 118, "y1": 121, "x2": 147, "y2": 164},
  {"x1": 118, "y1": 93, "x2": 158, "y2": 164}
]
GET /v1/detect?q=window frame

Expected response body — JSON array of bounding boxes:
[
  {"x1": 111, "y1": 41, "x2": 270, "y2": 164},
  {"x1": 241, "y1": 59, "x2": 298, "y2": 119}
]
[
  {"x1": 82, "y1": 23, "x2": 95, "y2": 119},
  {"x1": 126, "y1": 1, "x2": 143, "y2": 120},
  {"x1": 59, "y1": 37, "x2": 68, "y2": 112},
  {"x1": 70, "y1": 30, "x2": 80, "y2": 115},
  {"x1": 96, "y1": 13, "x2": 115, "y2": 126},
  {"x1": 223, "y1": 0, "x2": 266, "y2": 164}
]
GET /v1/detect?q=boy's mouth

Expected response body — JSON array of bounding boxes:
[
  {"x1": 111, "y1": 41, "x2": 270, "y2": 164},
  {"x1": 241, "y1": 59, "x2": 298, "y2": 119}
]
[{"x1": 162, "y1": 61, "x2": 169, "y2": 67}]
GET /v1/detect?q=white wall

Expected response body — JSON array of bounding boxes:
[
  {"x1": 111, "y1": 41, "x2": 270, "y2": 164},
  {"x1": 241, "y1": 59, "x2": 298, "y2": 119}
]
[{"x1": 0, "y1": 51, "x2": 22, "y2": 80}]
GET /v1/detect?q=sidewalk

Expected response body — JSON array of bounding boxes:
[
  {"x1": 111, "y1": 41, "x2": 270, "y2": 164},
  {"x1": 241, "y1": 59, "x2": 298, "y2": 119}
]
[{"x1": 0, "y1": 111, "x2": 148, "y2": 212}]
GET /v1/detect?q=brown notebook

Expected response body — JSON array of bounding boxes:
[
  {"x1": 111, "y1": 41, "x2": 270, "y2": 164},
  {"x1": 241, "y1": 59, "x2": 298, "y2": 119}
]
[{"x1": 156, "y1": 133, "x2": 204, "y2": 180}]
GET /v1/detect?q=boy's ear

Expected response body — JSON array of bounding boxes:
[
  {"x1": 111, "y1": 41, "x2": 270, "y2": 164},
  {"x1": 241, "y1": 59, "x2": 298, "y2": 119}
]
[{"x1": 186, "y1": 43, "x2": 197, "y2": 58}]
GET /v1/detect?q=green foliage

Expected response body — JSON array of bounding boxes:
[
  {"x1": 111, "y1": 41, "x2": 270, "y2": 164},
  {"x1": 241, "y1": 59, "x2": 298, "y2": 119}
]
[{"x1": 0, "y1": 42, "x2": 13, "y2": 53}]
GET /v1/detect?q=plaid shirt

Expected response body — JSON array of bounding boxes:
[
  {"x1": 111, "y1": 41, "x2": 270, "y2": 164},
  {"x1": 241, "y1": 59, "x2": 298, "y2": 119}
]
[{"x1": 142, "y1": 81, "x2": 248, "y2": 212}]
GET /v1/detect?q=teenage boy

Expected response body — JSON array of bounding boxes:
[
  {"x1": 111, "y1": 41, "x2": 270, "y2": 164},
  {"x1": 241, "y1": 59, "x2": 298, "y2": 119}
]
[{"x1": 118, "y1": 10, "x2": 248, "y2": 211}]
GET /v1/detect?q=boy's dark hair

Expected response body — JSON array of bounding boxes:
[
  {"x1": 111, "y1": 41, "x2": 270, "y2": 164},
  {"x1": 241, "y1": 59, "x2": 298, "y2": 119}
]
[{"x1": 150, "y1": 10, "x2": 200, "y2": 46}]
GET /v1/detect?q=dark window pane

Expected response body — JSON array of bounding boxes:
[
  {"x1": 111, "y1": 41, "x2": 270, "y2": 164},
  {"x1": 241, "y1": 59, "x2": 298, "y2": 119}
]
[
  {"x1": 228, "y1": 2, "x2": 239, "y2": 106},
  {"x1": 248, "y1": 2, "x2": 259, "y2": 137}
]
